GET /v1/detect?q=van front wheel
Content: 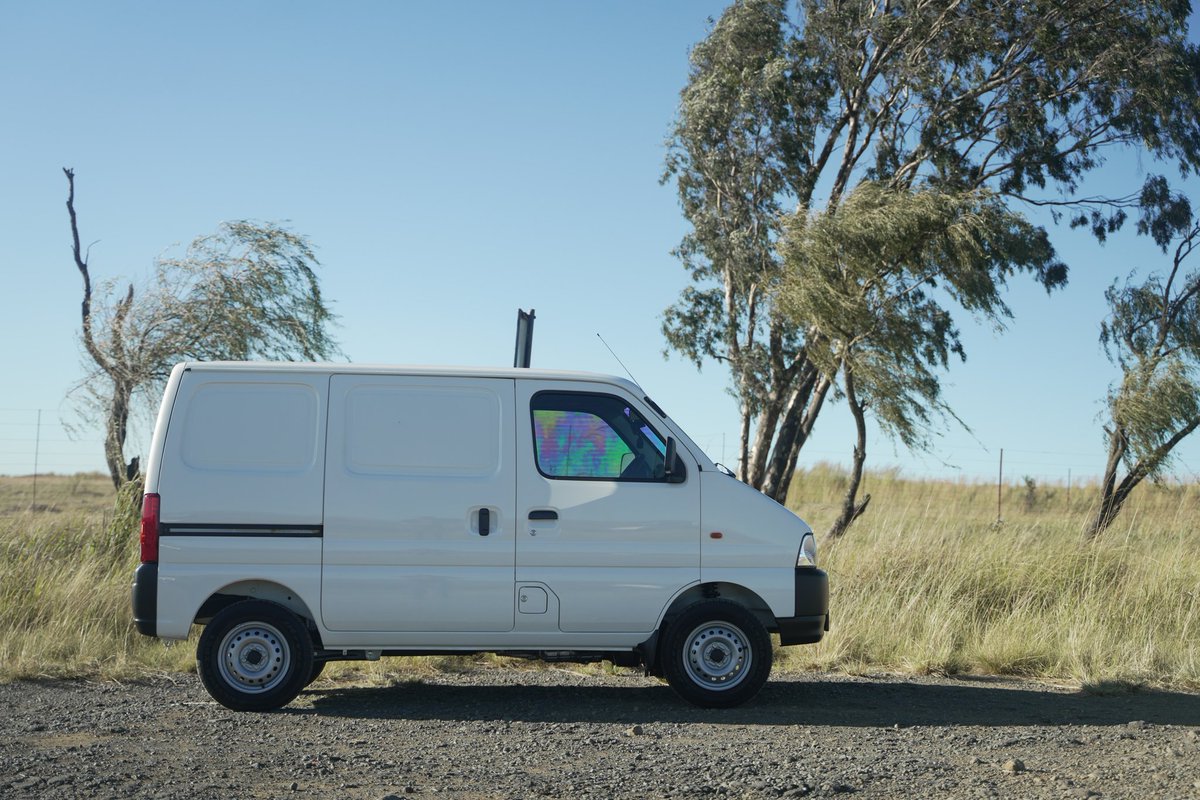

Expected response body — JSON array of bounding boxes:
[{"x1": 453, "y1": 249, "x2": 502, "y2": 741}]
[
  {"x1": 197, "y1": 600, "x2": 314, "y2": 712},
  {"x1": 663, "y1": 600, "x2": 772, "y2": 708}
]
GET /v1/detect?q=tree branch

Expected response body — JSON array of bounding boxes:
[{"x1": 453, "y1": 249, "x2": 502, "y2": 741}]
[{"x1": 64, "y1": 168, "x2": 111, "y2": 374}]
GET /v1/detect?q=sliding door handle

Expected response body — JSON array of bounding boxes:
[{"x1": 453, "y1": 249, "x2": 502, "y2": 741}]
[{"x1": 528, "y1": 509, "x2": 558, "y2": 521}]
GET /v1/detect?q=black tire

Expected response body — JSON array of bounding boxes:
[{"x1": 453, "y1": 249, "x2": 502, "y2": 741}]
[
  {"x1": 662, "y1": 599, "x2": 772, "y2": 708},
  {"x1": 305, "y1": 658, "x2": 327, "y2": 687},
  {"x1": 197, "y1": 600, "x2": 314, "y2": 712}
]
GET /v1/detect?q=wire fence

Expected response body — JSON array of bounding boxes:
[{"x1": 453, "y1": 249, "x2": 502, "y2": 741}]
[{"x1": 0, "y1": 408, "x2": 109, "y2": 476}]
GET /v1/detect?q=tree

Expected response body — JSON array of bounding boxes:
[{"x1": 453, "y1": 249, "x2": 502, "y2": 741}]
[
  {"x1": 65, "y1": 168, "x2": 341, "y2": 488},
  {"x1": 1090, "y1": 209, "x2": 1200, "y2": 538},
  {"x1": 776, "y1": 182, "x2": 1062, "y2": 536},
  {"x1": 664, "y1": 0, "x2": 1200, "y2": 505}
]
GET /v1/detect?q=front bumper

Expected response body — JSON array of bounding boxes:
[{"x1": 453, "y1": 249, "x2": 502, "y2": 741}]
[{"x1": 775, "y1": 567, "x2": 829, "y2": 646}]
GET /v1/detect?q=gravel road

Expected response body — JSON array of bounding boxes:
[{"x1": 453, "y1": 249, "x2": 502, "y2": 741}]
[{"x1": 2, "y1": 668, "x2": 1198, "y2": 799}]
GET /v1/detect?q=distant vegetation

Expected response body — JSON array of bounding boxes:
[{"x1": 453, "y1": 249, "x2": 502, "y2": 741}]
[{"x1": 0, "y1": 471, "x2": 1195, "y2": 690}]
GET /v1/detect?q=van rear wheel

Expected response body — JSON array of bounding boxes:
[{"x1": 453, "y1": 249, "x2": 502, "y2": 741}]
[
  {"x1": 662, "y1": 600, "x2": 772, "y2": 708},
  {"x1": 197, "y1": 600, "x2": 313, "y2": 712}
]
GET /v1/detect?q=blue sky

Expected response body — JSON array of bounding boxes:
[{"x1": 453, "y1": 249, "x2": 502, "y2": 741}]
[{"x1": 2, "y1": 1, "x2": 1199, "y2": 486}]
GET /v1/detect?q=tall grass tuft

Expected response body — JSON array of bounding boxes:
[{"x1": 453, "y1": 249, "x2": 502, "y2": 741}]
[{"x1": 0, "y1": 480, "x2": 193, "y2": 679}]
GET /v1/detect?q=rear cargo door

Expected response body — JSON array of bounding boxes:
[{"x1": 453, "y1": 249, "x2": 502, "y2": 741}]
[{"x1": 321, "y1": 375, "x2": 516, "y2": 632}]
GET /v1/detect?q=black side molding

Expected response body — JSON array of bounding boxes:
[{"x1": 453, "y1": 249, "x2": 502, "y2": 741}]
[{"x1": 159, "y1": 523, "x2": 323, "y2": 537}]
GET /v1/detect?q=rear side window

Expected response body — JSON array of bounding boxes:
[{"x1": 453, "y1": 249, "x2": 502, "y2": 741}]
[{"x1": 531, "y1": 392, "x2": 672, "y2": 481}]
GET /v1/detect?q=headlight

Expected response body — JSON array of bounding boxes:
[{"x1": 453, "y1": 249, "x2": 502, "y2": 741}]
[{"x1": 796, "y1": 531, "x2": 818, "y2": 567}]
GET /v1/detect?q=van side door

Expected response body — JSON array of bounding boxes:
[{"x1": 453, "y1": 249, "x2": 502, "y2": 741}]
[
  {"x1": 321, "y1": 375, "x2": 516, "y2": 633},
  {"x1": 514, "y1": 381, "x2": 700, "y2": 634}
]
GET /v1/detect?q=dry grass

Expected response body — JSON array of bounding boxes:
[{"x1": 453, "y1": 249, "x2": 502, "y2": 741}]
[
  {"x1": 1, "y1": 470, "x2": 1197, "y2": 690},
  {"x1": 0, "y1": 477, "x2": 195, "y2": 679},
  {"x1": 780, "y1": 464, "x2": 1200, "y2": 690},
  {"x1": 0, "y1": 471, "x2": 114, "y2": 516}
]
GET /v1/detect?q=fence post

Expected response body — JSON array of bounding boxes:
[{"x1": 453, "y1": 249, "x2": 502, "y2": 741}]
[
  {"x1": 996, "y1": 448, "x2": 1004, "y2": 523},
  {"x1": 31, "y1": 409, "x2": 41, "y2": 510}
]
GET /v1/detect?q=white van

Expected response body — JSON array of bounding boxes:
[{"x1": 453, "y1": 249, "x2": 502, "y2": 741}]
[{"x1": 132, "y1": 362, "x2": 828, "y2": 711}]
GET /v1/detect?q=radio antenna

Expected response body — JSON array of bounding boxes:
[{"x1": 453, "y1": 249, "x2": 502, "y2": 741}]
[{"x1": 596, "y1": 333, "x2": 640, "y2": 386}]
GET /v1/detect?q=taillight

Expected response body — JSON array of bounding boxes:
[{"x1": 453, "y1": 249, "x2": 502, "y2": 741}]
[{"x1": 140, "y1": 493, "x2": 160, "y2": 563}]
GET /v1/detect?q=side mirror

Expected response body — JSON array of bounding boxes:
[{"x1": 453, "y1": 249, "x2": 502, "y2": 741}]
[{"x1": 664, "y1": 437, "x2": 685, "y2": 483}]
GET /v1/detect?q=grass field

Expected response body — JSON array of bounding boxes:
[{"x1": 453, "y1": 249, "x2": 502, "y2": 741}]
[
  {"x1": 0, "y1": 469, "x2": 1196, "y2": 690},
  {"x1": 782, "y1": 465, "x2": 1200, "y2": 690}
]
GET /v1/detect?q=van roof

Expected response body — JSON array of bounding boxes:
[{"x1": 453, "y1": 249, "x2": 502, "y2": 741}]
[{"x1": 177, "y1": 361, "x2": 646, "y2": 396}]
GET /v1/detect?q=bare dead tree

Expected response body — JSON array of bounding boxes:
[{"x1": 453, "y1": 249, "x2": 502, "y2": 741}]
[{"x1": 65, "y1": 168, "x2": 140, "y2": 487}]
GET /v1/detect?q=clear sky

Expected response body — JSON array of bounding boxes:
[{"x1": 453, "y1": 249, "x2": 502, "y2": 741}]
[{"x1": 2, "y1": 1, "x2": 1199, "y2": 486}]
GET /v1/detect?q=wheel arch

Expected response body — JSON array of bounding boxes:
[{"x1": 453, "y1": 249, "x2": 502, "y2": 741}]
[
  {"x1": 645, "y1": 582, "x2": 777, "y2": 675},
  {"x1": 195, "y1": 580, "x2": 317, "y2": 636},
  {"x1": 660, "y1": 582, "x2": 776, "y2": 630}
]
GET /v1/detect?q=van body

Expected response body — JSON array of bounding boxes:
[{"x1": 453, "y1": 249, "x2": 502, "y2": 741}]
[{"x1": 132, "y1": 362, "x2": 829, "y2": 710}]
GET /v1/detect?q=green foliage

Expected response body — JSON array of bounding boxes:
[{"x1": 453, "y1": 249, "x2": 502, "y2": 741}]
[
  {"x1": 1108, "y1": 358, "x2": 1200, "y2": 471},
  {"x1": 1092, "y1": 216, "x2": 1200, "y2": 534},
  {"x1": 662, "y1": 0, "x2": 800, "y2": 412},
  {"x1": 89, "y1": 220, "x2": 341, "y2": 388},
  {"x1": 777, "y1": 183, "x2": 1063, "y2": 448},
  {"x1": 149, "y1": 221, "x2": 339, "y2": 367},
  {"x1": 664, "y1": 0, "x2": 1200, "y2": 497}
]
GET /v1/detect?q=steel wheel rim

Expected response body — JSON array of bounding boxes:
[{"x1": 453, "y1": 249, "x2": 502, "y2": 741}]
[
  {"x1": 682, "y1": 621, "x2": 751, "y2": 691},
  {"x1": 217, "y1": 621, "x2": 290, "y2": 693}
]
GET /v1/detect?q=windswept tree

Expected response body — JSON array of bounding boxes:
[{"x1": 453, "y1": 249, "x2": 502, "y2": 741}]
[
  {"x1": 777, "y1": 183, "x2": 1062, "y2": 536},
  {"x1": 664, "y1": 0, "x2": 1200, "y2": 502},
  {"x1": 65, "y1": 168, "x2": 341, "y2": 488},
  {"x1": 1090, "y1": 208, "x2": 1200, "y2": 538}
]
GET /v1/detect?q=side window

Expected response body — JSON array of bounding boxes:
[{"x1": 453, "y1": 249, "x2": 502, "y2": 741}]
[{"x1": 531, "y1": 392, "x2": 673, "y2": 481}]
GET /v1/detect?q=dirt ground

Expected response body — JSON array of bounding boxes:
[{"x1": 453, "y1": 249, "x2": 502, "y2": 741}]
[{"x1": 1, "y1": 668, "x2": 1198, "y2": 799}]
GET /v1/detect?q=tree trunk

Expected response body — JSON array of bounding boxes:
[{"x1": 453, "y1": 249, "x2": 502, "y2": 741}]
[
  {"x1": 745, "y1": 387, "x2": 785, "y2": 488},
  {"x1": 66, "y1": 169, "x2": 141, "y2": 491},
  {"x1": 763, "y1": 371, "x2": 832, "y2": 504},
  {"x1": 828, "y1": 369, "x2": 871, "y2": 538},
  {"x1": 771, "y1": 374, "x2": 833, "y2": 505},
  {"x1": 1086, "y1": 427, "x2": 1127, "y2": 540},
  {"x1": 104, "y1": 379, "x2": 137, "y2": 490},
  {"x1": 759, "y1": 368, "x2": 817, "y2": 501},
  {"x1": 744, "y1": 332, "x2": 807, "y2": 488}
]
